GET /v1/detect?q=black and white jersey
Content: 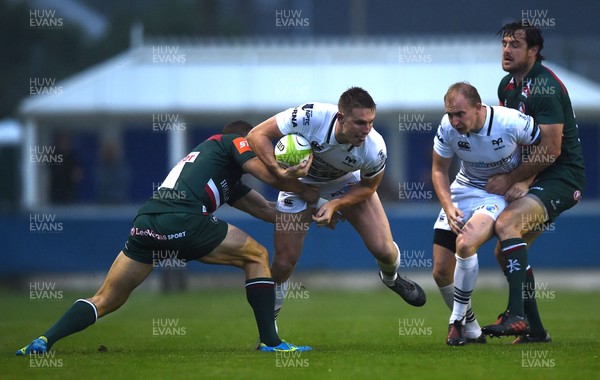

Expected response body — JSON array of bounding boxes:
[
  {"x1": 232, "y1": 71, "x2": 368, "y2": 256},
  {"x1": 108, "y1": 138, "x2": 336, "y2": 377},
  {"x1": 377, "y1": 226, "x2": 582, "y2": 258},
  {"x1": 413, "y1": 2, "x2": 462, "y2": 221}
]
[
  {"x1": 434, "y1": 105, "x2": 540, "y2": 189},
  {"x1": 275, "y1": 102, "x2": 387, "y2": 183}
]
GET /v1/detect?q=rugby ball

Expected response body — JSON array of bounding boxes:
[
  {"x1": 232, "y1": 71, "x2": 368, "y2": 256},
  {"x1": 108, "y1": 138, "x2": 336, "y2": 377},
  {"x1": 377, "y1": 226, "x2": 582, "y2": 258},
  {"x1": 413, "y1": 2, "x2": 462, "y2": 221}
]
[{"x1": 274, "y1": 134, "x2": 312, "y2": 168}]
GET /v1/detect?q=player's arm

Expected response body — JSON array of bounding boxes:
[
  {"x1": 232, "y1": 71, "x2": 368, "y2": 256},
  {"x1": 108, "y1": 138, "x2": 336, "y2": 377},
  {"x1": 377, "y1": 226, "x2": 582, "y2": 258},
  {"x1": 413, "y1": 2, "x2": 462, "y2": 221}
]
[
  {"x1": 242, "y1": 156, "x2": 318, "y2": 204},
  {"x1": 486, "y1": 123, "x2": 562, "y2": 195},
  {"x1": 312, "y1": 172, "x2": 382, "y2": 227},
  {"x1": 504, "y1": 174, "x2": 537, "y2": 202},
  {"x1": 230, "y1": 189, "x2": 277, "y2": 223},
  {"x1": 246, "y1": 117, "x2": 310, "y2": 179},
  {"x1": 432, "y1": 151, "x2": 464, "y2": 234}
]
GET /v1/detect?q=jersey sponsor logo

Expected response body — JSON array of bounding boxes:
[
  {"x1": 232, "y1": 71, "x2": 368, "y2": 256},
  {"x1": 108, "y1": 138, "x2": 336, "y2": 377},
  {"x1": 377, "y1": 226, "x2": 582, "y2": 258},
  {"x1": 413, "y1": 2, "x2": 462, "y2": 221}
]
[
  {"x1": 573, "y1": 190, "x2": 582, "y2": 201},
  {"x1": 180, "y1": 151, "x2": 199, "y2": 163},
  {"x1": 130, "y1": 227, "x2": 167, "y2": 240},
  {"x1": 233, "y1": 137, "x2": 253, "y2": 154},
  {"x1": 492, "y1": 138, "x2": 506, "y2": 150},
  {"x1": 457, "y1": 141, "x2": 471, "y2": 151},
  {"x1": 342, "y1": 156, "x2": 357, "y2": 167},
  {"x1": 302, "y1": 103, "x2": 313, "y2": 126},
  {"x1": 283, "y1": 198, "x2": 294, "y2": 207},
  {"x1": 291, "y1": 107, "x2": 299, "y2": 128}
]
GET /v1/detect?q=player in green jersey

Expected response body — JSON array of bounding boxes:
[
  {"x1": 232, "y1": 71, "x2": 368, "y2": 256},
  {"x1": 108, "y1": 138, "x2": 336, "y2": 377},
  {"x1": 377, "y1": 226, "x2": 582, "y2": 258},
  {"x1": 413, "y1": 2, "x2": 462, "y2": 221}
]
[
  {"x1": 482, "y1": 22, "x2": 585, "y2": 343},
  {"x1": 16, "y1": 120, "x2": 319, "y2": 355}
]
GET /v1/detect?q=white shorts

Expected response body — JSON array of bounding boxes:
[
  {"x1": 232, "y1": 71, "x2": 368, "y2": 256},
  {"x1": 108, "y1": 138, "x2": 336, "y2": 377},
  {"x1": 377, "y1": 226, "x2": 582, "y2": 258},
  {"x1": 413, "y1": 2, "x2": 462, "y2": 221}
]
[
  {"x1": 276, "y1": 172, "x2": 360, "y2": 213},
  {"x1": 433, "y1": 181, "x2": 507, "y2": 231}
]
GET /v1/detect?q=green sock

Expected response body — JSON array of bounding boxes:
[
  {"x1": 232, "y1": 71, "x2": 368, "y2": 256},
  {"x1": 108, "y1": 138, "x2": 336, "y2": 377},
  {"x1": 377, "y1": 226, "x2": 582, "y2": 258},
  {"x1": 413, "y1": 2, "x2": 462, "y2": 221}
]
[
  {"x1": 500, "y1": 238, "x2": 528, "y2": 317},
  {"x1": 523, "y1": 266, "x2": 546, "y2": 336},
  {"x1": 245, "y1": 278, "x2": 281, "y2": 347},
  {"x1": 43, "y1": 299, "x2": 98, "y2": 349}
]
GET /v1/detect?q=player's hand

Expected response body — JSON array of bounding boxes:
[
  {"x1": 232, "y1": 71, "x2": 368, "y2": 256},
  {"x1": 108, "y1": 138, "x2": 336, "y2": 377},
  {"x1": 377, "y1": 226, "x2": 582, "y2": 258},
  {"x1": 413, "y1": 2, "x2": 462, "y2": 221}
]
[
  {"x1": 312, "y1": 198, "x2": 339, "y2": 228},
  {"x1": 445, "y1": 205, "x2": 465, "y2": 235},
  {"x1": 325, "y1": 210, "x2": 346, "y2": 230},
  {"x1": 504, "y1": 181, "x2": 530, "y2": 202},
  {"x1": 486, "y1": 173, "x2": 512, "y2": 196},
  {"x1": 283, "y1": 153, "x2": 313, "y2": 178}
]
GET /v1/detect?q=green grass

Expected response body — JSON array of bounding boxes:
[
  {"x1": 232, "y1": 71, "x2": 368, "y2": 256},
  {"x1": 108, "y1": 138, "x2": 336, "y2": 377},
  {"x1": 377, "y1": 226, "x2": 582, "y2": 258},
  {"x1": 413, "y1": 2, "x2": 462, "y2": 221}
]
[{"x1": 1, "y1": 286, "x2": 599, "y2": 380}]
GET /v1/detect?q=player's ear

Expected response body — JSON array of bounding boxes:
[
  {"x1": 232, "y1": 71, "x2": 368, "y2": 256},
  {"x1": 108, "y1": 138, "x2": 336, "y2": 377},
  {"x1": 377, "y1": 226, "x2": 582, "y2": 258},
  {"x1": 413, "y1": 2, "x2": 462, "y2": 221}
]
[{"x1": 336, "y1": 112, "x2": 344, "y2": 123}]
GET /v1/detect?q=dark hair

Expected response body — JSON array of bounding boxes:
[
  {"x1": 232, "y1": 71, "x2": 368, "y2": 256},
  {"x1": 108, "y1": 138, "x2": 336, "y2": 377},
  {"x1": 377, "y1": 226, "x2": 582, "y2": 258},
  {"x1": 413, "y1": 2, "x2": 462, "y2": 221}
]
[
  {"x1": 222, "y1": 120, "x2": 253, "y2": 136},
  {"x1": 498, "y1": 21, "x2": 545, "y2": 61},
  {"x1": 338, "y1": 87, "x2": 376, "y2": 115},
  {"x1": 444, "y1": 82, "x2": 482, "y2": 107}
]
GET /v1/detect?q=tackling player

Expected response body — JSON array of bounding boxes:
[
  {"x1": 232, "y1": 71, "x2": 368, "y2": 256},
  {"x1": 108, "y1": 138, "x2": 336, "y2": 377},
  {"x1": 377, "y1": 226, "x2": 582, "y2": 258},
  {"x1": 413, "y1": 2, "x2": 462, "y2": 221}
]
[
  {"x1": 481, "y1": 22, "x2": 586, "y2": 342},
  {"x1": 432, "y1": 82, "x2": 540, "y2": 346},
  {"x1": 16, "y1": 120, "x2": 318, "y2": 355},
  {"x1": 247, "y1": 87, "x2": 426, "y2": 331}
]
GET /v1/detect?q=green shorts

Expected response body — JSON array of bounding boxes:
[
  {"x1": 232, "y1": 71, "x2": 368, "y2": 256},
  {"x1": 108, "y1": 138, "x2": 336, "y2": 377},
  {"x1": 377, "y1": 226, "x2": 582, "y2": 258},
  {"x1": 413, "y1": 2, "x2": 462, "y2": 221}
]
[
  {"x1": 123, "y1": 212, "x2": 229, "y2": 264},
  {"x1": 528, "y1": 178, "x2": 583, "y2": 222}
]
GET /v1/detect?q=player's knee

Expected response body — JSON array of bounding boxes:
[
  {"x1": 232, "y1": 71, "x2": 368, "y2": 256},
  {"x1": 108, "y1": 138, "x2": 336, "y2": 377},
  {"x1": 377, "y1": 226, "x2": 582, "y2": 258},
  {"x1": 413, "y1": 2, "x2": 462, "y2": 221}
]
[
  {"x1": 455, "y1": 234, "x2": 477, "y2": 257},
  {"x1": 270, "y1": 258, "x2": 296, "y2": 283},
  {"x1": 494, "y1": 213, "x2": 520, "y2": 239},
  {"x1": 242, "y1": 241, "x2": 269, "y2": 265},
  {"x1": 370, "y1": 241, "x2": 397, "y2": 264}
]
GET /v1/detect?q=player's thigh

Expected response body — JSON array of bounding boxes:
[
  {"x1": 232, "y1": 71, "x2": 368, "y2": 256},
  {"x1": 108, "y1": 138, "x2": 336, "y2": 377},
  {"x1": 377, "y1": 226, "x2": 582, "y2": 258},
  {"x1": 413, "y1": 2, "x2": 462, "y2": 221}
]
[
  {"x1": 456, "y1": 212, "x2": 495, "y2": 257},
  {"x1": 91, "y1": 251, "x2": 153, "y2": 316},
  {"x1": 273, "y1": 208, "x2": 313, "y2": 266},
  {"x1": 342, "y1": 192, "x2": 394, "y2": 254},
  {"x1": 199, "y1": 223, "x2": 267, "y2": 268},
  {"x1": 495, "y1": 195, "x2": 545, "y2": 238}
]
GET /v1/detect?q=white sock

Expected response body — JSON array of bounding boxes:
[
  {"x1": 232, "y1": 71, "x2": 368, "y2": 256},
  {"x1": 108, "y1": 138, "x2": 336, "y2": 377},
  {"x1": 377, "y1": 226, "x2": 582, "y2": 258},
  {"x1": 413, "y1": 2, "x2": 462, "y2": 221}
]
[
  {"x1": 449, "y1": 254, "x2": 478, "y2": 323},
  {"x1": 465, "y1": 318, "x2": 482, "y2": 339},
  {"x1": 378, "y1": 242, "x2": 400, "y2": 286},
  {"x1": 274, "y1": 280, "x2": 289, "y2": 320},
  {"x1": 442, "y1": 282, "x2": 481, "y2": 337},
  {"x1": 439, "y1": 283, "x2": 454, "y2": 309}
]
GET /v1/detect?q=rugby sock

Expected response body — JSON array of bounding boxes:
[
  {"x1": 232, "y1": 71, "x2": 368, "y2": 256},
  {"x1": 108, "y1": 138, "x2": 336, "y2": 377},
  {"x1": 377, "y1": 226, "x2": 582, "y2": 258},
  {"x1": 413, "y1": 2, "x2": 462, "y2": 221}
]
[
  {"x1": 440, "y1": 283, "x2": 480, "y2": 338},
  {"x1": 500, "y1": 238, "x2": 528, "y2": 316},
  {"x1": 43, "y1": 299, "x2": 98, "y2": 349},
  {"x1": 449, "y1": 254, "x2": 478, "y2": 323},
  {"x1": 378, "y1": 242, "x2": 400, "y2": 286},
  {"x1": 523, "y1": 266, "x2": 546, "y2": 336},
  {"x1": 245, "y1": 278, "x2": 281, "y2": 347},
  {"x1": 274, "y1": 280, "x2": 289, "y2": 321}
]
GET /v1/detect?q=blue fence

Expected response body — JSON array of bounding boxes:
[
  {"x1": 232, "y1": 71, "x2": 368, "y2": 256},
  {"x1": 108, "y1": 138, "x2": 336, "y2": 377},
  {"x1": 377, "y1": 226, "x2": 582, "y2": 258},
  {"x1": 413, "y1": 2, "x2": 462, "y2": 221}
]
[{"x1": 3, "y1": 209, "x2": 598, "y2": 275}]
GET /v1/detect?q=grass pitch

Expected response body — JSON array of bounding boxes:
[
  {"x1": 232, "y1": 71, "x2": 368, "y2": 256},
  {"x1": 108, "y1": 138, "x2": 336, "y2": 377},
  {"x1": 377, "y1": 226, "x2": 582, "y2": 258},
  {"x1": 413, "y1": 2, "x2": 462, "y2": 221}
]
[{"x1": 2, "y1": 285, "x2": 599, "y2": 380}]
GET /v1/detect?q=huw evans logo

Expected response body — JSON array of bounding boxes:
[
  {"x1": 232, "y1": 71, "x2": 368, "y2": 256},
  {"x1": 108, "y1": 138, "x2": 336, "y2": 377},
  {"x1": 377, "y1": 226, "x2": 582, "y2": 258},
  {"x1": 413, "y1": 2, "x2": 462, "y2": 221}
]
[{"x1": 275, "y1": 9, "x2": 310, "y2": 29}]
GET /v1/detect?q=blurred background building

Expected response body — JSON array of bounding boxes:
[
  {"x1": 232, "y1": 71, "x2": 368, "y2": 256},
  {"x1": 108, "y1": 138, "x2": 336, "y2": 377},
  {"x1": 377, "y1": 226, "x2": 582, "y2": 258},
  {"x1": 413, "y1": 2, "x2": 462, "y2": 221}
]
[{"x1": 1, "y1": 0, "x2": 599, "y2": 284}]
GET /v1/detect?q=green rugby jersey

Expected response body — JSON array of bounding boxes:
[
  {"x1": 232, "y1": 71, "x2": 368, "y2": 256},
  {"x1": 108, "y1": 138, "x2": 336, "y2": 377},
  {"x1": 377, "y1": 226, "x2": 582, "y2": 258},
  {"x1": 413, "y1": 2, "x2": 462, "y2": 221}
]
[
  {"x1": 138, "y1": 134, "x2": 254, "y2": 215},
  {"x1": 498, "y1": 60, "x2": 586, "y2": 189}
]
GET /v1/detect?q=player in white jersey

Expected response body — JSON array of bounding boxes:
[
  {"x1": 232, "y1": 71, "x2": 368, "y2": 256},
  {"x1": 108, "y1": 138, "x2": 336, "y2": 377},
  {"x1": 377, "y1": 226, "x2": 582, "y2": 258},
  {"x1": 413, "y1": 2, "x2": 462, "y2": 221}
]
[
  {"x1": 247, "y1": 87, "x2": 426, "y2": 333},
  {"x1": 431, "y1": 82, "x2": 540, "y2": 346}
]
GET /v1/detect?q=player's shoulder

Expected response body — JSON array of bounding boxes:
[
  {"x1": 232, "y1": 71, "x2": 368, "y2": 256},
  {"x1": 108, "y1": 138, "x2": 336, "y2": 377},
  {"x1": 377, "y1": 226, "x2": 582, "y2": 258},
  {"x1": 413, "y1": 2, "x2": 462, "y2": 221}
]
[
  {"x1": 490, "y1": 105, "x2": 532, "y2": 132},
  {"x1": 437, "y1": 114, "x2": 455, "y2": 139}
]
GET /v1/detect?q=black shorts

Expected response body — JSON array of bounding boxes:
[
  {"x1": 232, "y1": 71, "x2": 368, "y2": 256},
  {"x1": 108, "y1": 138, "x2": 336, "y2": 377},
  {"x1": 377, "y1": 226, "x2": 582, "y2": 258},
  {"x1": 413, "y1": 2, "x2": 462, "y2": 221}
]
[
  {"x1": 123, "y1": 212, "x2": 229, "y2": 264},
  {"x1": 528, "y1": 178, "x2": 583, "y2": 222}
]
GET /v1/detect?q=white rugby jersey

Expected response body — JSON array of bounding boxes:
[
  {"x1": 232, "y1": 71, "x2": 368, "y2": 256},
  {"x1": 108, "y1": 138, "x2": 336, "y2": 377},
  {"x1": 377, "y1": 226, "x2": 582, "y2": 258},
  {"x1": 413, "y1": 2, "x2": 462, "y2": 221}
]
[
  {"x1": 433, "y1": 105, "x2": 540, "y2": 189},
  {"x1": 275, "y1": 102, "x2": 387, "y2": 183}
]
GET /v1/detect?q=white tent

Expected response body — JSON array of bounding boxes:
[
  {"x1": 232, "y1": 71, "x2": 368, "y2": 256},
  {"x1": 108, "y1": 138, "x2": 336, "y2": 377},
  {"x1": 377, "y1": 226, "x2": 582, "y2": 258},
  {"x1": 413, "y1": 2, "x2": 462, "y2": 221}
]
[{"x1": 19, "y1": 37, "x2": 600, "y2": 208}]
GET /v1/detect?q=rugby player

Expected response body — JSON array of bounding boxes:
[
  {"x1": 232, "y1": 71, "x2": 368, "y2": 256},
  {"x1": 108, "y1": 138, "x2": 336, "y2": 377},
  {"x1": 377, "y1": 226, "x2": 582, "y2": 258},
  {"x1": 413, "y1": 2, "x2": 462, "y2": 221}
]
[
  {"x1": 247, "y1": 87, "x2": 427, "y2": 330},
  {"x1": 16, "y1": 120, "x2": 318, "y2": 355},
  {"x1": 432, "y1": 82, "x2": 540, "y2": 346},
  {"x1": 481, "y1": 22, "x2": 586, "y2": 342}
]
